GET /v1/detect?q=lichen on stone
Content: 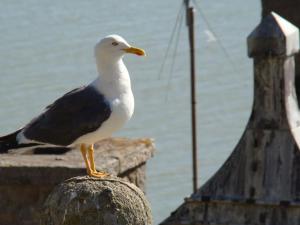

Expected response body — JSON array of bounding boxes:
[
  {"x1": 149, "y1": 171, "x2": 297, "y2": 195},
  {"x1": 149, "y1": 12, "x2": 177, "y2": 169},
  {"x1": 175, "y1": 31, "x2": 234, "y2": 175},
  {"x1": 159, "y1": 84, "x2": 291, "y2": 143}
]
[{"x1": 40, "y1": 176, "x2": 152, "y2": 225}]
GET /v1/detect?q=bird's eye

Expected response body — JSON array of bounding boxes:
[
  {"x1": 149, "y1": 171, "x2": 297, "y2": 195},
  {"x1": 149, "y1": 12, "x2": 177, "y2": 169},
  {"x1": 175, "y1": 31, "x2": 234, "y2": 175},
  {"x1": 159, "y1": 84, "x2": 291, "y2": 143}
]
[{"x1": 112, "y1": 42, "x2": 119, "y2": 46}]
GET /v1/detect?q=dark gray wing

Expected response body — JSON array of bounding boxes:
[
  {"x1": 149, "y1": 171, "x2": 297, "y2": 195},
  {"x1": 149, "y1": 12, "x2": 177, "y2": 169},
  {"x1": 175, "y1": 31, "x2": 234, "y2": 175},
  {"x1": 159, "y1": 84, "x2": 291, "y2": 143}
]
[{"x1": 23, "y1": 86, "x2": 111, "y2": 146}]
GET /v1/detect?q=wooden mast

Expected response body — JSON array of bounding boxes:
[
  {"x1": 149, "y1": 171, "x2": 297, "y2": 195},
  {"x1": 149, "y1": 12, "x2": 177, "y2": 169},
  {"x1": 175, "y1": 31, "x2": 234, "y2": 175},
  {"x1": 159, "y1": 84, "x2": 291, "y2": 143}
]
[{"x1": 184, "y1": 0, "x2": 198, "y2": 193}]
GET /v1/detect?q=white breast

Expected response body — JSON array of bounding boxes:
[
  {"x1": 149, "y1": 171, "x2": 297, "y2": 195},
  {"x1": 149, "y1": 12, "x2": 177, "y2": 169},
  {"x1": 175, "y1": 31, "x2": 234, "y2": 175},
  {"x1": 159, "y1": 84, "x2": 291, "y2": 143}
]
[{"x1": 73, "y1": 60, "x2": 134, "y2": 145}]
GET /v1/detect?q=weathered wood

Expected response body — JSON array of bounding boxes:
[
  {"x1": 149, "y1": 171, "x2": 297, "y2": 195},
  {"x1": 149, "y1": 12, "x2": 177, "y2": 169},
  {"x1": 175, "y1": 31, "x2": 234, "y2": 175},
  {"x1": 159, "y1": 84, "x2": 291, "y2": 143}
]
[
  {"x1": 261, "y1": 0, "x2": 300, "y2": 100},
  {"x1": 162, "y1": 199, "x2": 300, "y2": 225},
  {"x1": 161, "y1": 13, "x2": 300, "y2": 225}
]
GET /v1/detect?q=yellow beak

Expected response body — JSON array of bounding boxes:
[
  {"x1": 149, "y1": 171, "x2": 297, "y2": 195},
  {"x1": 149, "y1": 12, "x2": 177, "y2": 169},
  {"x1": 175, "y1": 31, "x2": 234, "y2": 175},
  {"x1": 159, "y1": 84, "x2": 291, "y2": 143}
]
[{"x1": 123, "y1": 46, "x2": 146, "y2": 56}]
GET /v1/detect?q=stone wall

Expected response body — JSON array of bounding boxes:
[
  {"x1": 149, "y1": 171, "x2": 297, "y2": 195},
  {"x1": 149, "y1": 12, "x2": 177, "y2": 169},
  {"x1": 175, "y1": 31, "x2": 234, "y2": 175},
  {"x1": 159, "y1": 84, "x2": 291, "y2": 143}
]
[{"x1": 0, "y1": 137, "x2": 154, "y2": 225}]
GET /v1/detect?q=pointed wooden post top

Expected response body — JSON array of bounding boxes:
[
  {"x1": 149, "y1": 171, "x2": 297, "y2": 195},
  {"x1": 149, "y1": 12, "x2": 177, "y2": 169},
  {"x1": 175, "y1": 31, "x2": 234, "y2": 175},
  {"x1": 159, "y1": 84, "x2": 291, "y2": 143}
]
[
  {"x1": 247, "y1": 12, "x2": 299, "y2": 57},
  {"x1": 160, "y1": 12, "x2": 300, "y2": 225}
]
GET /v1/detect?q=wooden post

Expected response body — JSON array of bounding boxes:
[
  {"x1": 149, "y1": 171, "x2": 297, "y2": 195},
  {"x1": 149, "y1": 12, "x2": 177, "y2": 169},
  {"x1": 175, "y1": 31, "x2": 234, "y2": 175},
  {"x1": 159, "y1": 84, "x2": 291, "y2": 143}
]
[
  {"x1": 188, "y1": 7, "x2": 198, "y2": 194},
  {"x1": 161, "y1": 12, "x2": 300, "y2": 225},
  {"x1": 261, "y1": 0, "x2": 300, "y2": 115},
  {"x1": 185, "y1": 0, "x2": 198, "y2": 193}
]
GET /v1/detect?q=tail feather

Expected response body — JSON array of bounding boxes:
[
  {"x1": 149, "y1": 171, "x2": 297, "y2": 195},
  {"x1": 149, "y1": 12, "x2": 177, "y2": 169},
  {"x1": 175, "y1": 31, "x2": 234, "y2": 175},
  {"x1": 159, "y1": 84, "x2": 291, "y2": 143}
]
[
  {"x1": 0, "y1": 129, "x2": 21, "y2": 153},
  {"x1": 0, "y1": 129, "x2": 71, "y2": 154},
  {"x1": 0, "y1": 129, "x2": 38, "y2": 153}
]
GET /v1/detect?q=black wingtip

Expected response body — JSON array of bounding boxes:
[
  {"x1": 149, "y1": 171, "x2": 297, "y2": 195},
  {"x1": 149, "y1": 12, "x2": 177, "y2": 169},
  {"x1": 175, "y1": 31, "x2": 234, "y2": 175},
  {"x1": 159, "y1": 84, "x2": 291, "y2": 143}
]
[
  {"x1": 0, "y1": 129, "x2": 40, "y2": 154},
  {"x1": 0, "y1": 130, "x2": 21, "y2": 153},
  {"x1": 32, "y1": 147, "x2": 71, "y2": 154}
]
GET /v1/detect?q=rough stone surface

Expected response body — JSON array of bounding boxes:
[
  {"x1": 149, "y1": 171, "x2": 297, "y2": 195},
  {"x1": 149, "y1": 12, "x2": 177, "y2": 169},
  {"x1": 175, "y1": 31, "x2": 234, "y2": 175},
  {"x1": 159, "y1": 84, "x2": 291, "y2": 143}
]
[
  {"x1": 0, "y1": 137, "x2": 155, "y2": 225},
  {"x1": 40, "y1": 176, "x2": 153, "y2": 225}
]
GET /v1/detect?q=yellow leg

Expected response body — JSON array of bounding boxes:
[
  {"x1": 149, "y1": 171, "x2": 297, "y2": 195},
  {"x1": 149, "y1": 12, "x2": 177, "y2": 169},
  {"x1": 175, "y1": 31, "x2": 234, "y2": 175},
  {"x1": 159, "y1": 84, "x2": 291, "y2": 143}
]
[
  {"x1": 83, "y1": 144, "x2": 109, "y2": 178},
  {"x1": 87, "y1": 144, "x2": 96, "y2": 172},
  {"x1": 80, "y1": 144, "x2": 93, "y2": 175}
]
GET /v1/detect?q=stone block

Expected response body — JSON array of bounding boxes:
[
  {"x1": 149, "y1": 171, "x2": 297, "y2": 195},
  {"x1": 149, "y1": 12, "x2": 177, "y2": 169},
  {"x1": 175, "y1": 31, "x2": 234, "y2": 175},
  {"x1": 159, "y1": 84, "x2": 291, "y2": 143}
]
[{"x1": 0, "y1": 137, "x2": 154, "y2": 225}]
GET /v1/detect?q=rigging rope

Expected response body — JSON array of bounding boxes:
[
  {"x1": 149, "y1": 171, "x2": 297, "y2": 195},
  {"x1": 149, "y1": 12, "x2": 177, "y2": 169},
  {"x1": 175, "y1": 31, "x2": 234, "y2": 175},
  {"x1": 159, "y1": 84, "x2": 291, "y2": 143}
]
[
  {"x1": 160, "y1": 0, "x2": 240, "y2": 103},
  {"x1": 157, "y1": 2, "x2": 185, "y2": 80},
  {"x1": 165, "y1": 5, "x2": 185, "y2": 102},
  {"x1": 192, "y1": 0, "x2": 239, "y2": 75}
]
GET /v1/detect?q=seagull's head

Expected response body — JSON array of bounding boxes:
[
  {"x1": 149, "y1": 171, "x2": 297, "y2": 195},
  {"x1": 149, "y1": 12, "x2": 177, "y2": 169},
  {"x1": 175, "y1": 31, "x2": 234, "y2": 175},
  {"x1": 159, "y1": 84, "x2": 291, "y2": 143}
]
[{"x1": 94, "y1": 35, "x2": 145, "y2": 62}]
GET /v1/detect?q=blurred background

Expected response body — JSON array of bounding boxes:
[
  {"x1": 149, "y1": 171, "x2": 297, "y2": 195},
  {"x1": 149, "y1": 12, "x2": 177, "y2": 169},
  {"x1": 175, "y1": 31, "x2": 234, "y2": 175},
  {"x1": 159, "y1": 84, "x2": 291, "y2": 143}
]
[{"x1": 0, "y1": 0, "x2": 260, "y2": 224}]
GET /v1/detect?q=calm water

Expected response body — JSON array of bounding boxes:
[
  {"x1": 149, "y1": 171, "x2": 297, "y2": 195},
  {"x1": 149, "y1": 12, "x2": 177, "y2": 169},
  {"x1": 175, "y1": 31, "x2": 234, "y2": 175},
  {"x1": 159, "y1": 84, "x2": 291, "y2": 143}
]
[{"x1": 0, "y1": 0, "x2": 261, "y2": 223}]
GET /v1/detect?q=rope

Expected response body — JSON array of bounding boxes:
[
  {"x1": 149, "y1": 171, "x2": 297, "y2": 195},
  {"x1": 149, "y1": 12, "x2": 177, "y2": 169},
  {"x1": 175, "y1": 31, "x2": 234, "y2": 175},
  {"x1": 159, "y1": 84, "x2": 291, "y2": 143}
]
[
  {"x1": 192, "y1": 0, "x2": 240, "y2": 74},
  {"x1": 165, "y1": 6, "x2": 185, "y2": 102},
  {"x1": 157, "y1": 2, "x2": 185, "y2": 80}
]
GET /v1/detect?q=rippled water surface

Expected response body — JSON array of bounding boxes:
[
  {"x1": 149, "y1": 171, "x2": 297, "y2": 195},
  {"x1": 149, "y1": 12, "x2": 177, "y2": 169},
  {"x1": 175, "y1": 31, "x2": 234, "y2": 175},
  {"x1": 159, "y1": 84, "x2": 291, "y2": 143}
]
[{"x1": 0, "y1": 0, "x2": 261, "y2": 223}]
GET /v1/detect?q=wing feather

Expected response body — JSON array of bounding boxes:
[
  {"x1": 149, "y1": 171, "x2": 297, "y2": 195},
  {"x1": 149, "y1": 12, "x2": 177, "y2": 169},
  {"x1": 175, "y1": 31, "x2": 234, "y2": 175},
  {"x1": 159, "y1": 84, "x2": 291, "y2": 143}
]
[{"x1": 23, "y1": 86, "x2": 111, "y2": 146}]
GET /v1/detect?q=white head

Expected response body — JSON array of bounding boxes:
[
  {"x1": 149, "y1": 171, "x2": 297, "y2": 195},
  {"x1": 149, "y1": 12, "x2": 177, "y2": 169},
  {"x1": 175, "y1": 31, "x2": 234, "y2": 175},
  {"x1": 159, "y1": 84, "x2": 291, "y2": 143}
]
[{"x1": 94, "y1": 35, "x2": 145, "y2": 64}]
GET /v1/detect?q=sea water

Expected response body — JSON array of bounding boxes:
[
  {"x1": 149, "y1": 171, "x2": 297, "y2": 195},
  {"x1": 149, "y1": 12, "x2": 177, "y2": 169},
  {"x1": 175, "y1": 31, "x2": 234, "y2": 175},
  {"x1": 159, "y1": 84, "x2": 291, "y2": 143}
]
[{"x1": 0, "y1": 0, "x2": 260, "y2": 223}]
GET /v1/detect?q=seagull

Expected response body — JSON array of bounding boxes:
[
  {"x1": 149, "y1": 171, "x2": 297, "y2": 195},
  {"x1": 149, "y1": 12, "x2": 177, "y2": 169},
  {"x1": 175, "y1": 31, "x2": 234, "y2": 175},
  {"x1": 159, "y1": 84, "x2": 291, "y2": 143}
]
[{"x1": 0, "y1": 34, "x2": 145, "y2": 178}]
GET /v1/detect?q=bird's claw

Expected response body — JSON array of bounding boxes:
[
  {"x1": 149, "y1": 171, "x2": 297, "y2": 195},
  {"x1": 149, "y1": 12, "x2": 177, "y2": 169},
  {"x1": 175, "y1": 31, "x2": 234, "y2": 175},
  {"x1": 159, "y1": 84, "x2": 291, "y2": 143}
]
[{"x1": 88, "y1": 170, "x2": 110, "y2": 178}]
